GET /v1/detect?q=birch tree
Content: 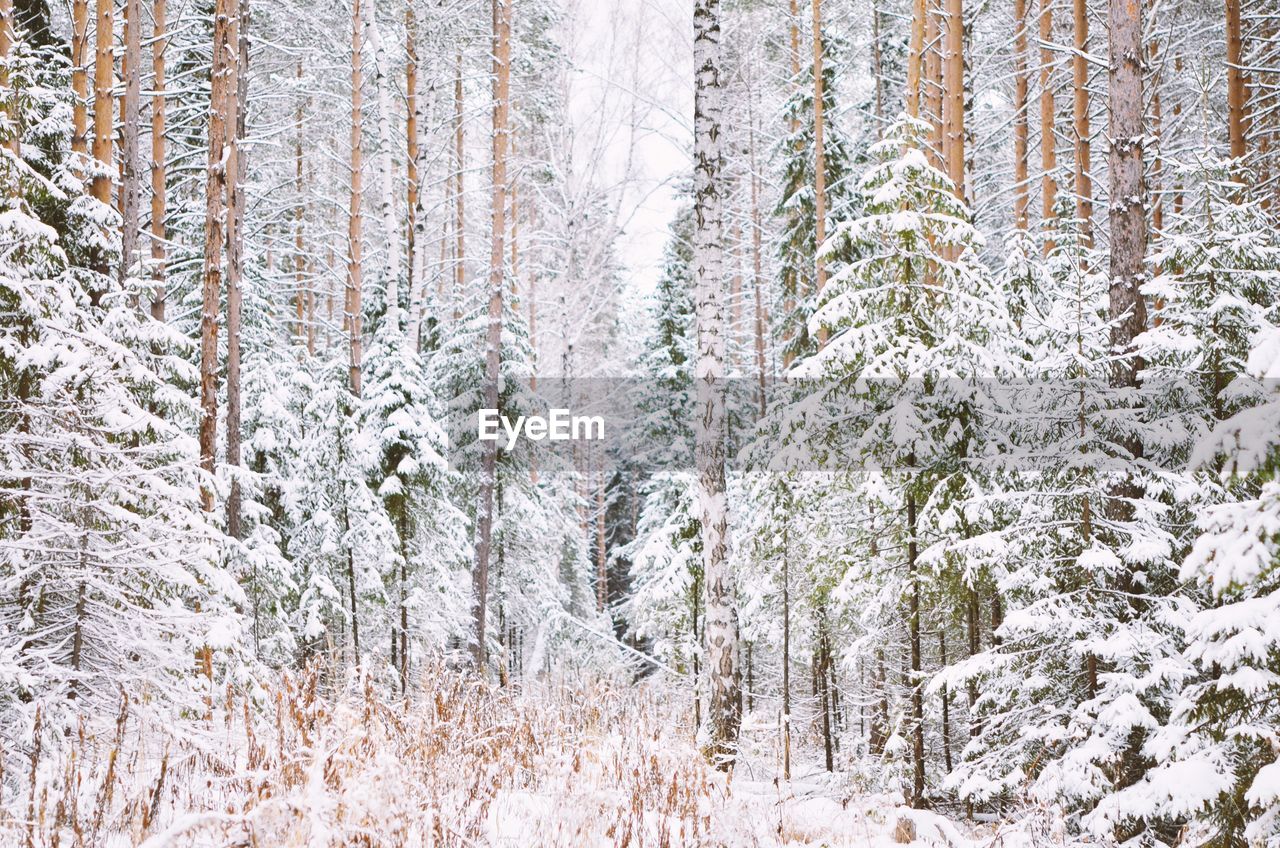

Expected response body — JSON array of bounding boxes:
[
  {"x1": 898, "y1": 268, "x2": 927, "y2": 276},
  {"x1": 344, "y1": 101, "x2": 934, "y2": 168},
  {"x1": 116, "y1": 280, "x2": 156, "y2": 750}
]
[
  {"x1": 693, "y1": 0, "x2": 740, "y2": 770},
  {"x1": 199, "y1": 0, "x2": 234, "y2": 509},
  {"x1": 471, "y1": 0, "x2": 511, "y2": 669}
]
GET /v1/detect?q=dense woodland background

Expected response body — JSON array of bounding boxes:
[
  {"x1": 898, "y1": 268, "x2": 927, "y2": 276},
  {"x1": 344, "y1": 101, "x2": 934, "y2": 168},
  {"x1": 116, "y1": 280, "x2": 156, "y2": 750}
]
[{"x1": 2, "y1": 0, "x2": 1280, "y2": 844}]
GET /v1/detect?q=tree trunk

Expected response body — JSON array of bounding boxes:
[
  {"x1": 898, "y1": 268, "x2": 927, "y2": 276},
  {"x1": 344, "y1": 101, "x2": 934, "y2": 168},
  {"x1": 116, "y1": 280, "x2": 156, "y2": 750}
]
[
  {"x1": 1072, "y1": 0, "x2": 1092, "y2": 238},
  {"x1": 694, "y1": 0, "x2": 741, "y2": 771},
  {"x1": 939, "y1": 629, "x2": 953, "y2": 773},
  {"x1": 471, "y1": 0, "x2": 511, "y2": 669},
  {"x1": 908, "y1": 483, "x2": 925, "y2": 807},
  {"x1": 812, "y1": 0, "x2": 827, "y2": 306},
  {"x1": 1039, "y1": 0, "x2": 1057, "y2": 233},
  {"x1": 224, "y1": 0, "x2": 247, "y2": 541},
  {"x1": 198, "y1": 0, "x2": 233, "y2": 511},
  {"x1": 0, "y1": 7, "x2": 9, "y2": 155},
  {"x1": 1013, "y1": 0, "x2": 1029, "y2": 228},
  {"x1": 925, "y1": 0, "x2": 942, "y2": 165},
  {"x1": 149, "y1": 0, "x2": 167, "y2": 319},
  {"x1": 966, "y1": 587, "x2": 979, "y2": 734},
  {"x1": 1226, "y1": 0, "x2": 1248, "y2": 162},
  {"x1": 907, "y1": 0, "x2": 926, "y2": 118},
  {"x1": 596, "y1": 465, "x2": 607, "y2": 613},
  {"x1": 692, "y1": 573, "x2": 702, "y2": 730},
  {"x1": 782, "y1": 522, "x2": 792, "y2": 779},
  {"x1": 120, "y1": 0, "x2": 141, "y2": 282},
  {"x1": 91, "y1": 0, "x2": 113, "y2": 205},
  {"x1": 406, "y1": 7, "x2": 419, "y2": 339},
  {"x1": 363, "y1": 0, "x2": 400, "y2": 328},
  {"x1": 295, "y1": 59, "x2": 306, "y2": 346},
  {"x1": 944, "y1": 0, "x2": 964, "y2": 200},
  {"x1": 348, "y1": 0, "x2": 365, "y2": 397},
  {"x1": 1150, "y1": 38, "x2": 1162, "y2": 237},
  {"x1": 872, "y1": 0, "x2": 884, "y2": 135},
  {"x1": 747, "y1": 88, "x2": 767, "y2": 419},
  {"x1": 453, "y1": 53, "x2": 466, "y2": 310},
  {"x1": 1108, "y1": 0, "x2": 1146, "y2": 391},
  {"x1": 71, "y1": 0, "x2": 89, "y2": 156}
]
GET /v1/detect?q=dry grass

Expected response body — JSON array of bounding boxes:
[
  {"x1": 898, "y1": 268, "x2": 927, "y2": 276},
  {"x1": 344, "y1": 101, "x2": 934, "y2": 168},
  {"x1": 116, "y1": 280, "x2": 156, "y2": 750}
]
[{"x1": 4, "y1": 665, "x2": 723, "y2": 848}]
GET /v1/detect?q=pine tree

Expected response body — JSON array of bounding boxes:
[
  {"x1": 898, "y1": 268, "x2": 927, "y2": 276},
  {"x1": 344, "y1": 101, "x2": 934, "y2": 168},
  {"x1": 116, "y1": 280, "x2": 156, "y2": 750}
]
[
  {"x1": 774, "y1": 33, "x2": 857, "y2": 365},
  {"x1": 1170, "y1": 324, "x2": 1280, "y2": 847},
  {"x1": 0, "y1": 31, "x2": 240, "y2": 746}
]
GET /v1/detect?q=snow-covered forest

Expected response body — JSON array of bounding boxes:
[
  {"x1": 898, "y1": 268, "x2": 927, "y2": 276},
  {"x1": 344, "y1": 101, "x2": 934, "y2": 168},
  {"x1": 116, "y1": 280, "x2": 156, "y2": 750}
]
[{"x1": 3, "y1": 0, "x2": 1280, "y2": 843}]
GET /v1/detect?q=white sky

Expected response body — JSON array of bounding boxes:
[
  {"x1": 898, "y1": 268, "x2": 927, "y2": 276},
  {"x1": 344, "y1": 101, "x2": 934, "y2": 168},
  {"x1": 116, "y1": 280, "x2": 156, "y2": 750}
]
[{"x1": 564, "y1": 0, "x2": 693, "y2": 294}]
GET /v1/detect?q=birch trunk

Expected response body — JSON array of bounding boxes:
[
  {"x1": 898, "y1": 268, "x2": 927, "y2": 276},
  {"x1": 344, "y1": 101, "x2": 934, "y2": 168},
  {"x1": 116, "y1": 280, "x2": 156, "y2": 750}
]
[
  {"x1": 595, "y1": 467, "x2": 606, "y2": 613},
  {"x1": 363, "y1": 0, "x2": 400, "y2": 330},
  {"x1": 747, "y1": 84, "x2": 767, "y2": 419},
  {"x1": 453, "y1": 54, "x2": 466, "y2": 306},
  {"x1": 348, "y1": 0, "x2": 365, "y2": 398},
  {"x1": 907, "y1": 482, "x2": 925, "y2": 806},
  {"x1": 199, "y1": 0, "x2": 233, "y2": 511},
  {"x1": 0, "y1": 2, "x2": 9, "y2": 154},
  {"x1": 471, "y1": 0, "x2": 511, "y2": 670},
  {"x1": 693, "y1": 0, "x2": 740, "y2": 771},
  {"x1": 224, "y1": 0, "x2": 247, "y2": 540},
  {"x1": 782, "y1": 521, "x2": 791, "y2": 779},
  {"x1": 295, "y1": 59, "x2": 306, "y2": 346}
]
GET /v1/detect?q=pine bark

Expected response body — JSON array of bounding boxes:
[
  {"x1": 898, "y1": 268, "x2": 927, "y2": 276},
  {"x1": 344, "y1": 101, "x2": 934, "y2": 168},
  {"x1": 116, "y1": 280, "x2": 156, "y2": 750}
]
[
  {"x1": 1108, "y1": 0, "x2": 1146, "y2": 390},
  {"x1": 1039, "y1": 0, "x2": 1057, "y2": 228},
  {"x1": 406, "y1": 8, "x2": 419, "y2": 327},
  {"x1": 907, "y1": 0, "x2": 926, "y2": 118},
  {"x1": 1013, "y1": 0, "x2": 1030, "y2": 227},
  {"x1": 71, "y1": 0, "x2": 89, "y2": 156},
  {"x1": 150, "y1": 0, "x2": 168, "y2": 319},
  {"x1": 944, "y1": 0, "x2": 964, "y2": 200},
  {"x1": 1072, "y1": 0, "x2": 1092, "y2": 237},
  {"x1": 1226, "y1": 0, "x2": 1248, "y2": 161},
  {"x1": 694, "y1": 0, "x2": 741, "y2": 770},
  {"x1": 471, "y1": 0, "x2": 511, "y2": 669},
  {"x1": 91, "y1": 0, "x2": 113, "y2": 205},
  {"x1": 812, "y1": 0, "x2": 827, "y2": 305},
  {"x1": 198, "y1": 0, "x2": 233, "y2": 510},
  {"x1": 120, "y1": 0, "x2": 141, "y2": 281},
  {"x1": 925, "y1": 0, "x2": 942, "y2": 164}
]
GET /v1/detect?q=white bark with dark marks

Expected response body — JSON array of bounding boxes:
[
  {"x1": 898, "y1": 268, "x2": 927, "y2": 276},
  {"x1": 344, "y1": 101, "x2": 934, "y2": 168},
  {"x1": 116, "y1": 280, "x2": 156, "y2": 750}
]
[{"x1": 693, "y1": 0, "x2": 740, "y2": 771}]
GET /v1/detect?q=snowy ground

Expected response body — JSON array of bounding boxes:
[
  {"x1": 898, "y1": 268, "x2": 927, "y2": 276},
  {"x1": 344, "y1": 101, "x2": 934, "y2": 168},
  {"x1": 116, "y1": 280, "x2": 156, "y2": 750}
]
[{"x1": 11, "y1": 668, "x2": 1042, "y2": 848}]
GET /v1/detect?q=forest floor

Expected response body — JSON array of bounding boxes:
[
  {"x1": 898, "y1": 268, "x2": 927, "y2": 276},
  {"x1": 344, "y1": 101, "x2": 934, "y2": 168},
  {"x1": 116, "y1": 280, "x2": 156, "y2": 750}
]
[{"x1": 12, "y1": 666, "x2": 1036, "y2": 847}]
